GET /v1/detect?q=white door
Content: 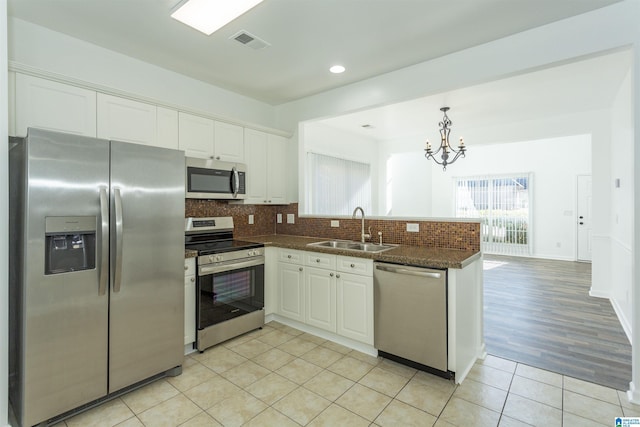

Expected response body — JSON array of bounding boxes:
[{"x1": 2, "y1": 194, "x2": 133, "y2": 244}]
[{"x1": 577, "y1": 175, "x2": 592, "y2": 262}]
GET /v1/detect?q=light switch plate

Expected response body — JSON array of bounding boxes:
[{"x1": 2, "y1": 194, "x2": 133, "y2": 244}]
[
  {"x1": 277, "y1": 213, "x2": 282, "y2": 224},
  {"x1": 330, "y1": 220, "x2": 340, "y2": 227},
  {"x1": 287, "y1": 214, "x2": 295, "y2": 224},
  {"x1": 248, "y1": 214, "x2": 254, "y2": 225},
  {"x1": 407, "y1": 223, "x2": 419, "y2": 232}
]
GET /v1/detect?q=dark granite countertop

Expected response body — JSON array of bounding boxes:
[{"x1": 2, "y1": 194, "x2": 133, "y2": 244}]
[
  {"x1": 185, "y1": 249, "x2": 198, "y2": 259},
  {"x1": 238, "y1": 234, "x2": 480, "y2": 269}
]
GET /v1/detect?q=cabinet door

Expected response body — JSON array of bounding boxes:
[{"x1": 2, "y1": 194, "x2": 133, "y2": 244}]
[
  {"x1": 184, "y1": 274, "x2": 196, "y2": 345},
  {"x1": 267, "y1": 134, "x2": 287, "y2": 204},
  {"x1": 97, "y1": 93, "x2": 157, "y2": 145},
  {"x1": 278, "y1": 262, "x2": 305, "y2": 322},
  {"x1": 337, "y1": 272, "x2": 373, "y2": 345},
  {"x1": 157, "y1": 107, "x2": 179, "y2": 150},
  {"x1": 15, "y1": 73, "x2": 97, "y2": 137},
  {"x1": 244, "y1": 129, "x2": 268, "y2": 203},
  {"x1": 305, "y1": 267, "x2": 336, "y2": 333},
  {"x1": 178, "y1": 112, "x2": 214, "y2": 159},
  {"x1": 214, "y1": 121, "x2": 244, "y2": 162}
]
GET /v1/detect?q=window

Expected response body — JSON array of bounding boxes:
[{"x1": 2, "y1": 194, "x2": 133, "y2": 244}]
[
  {"x1": 455, "y1": 174, "x2": 532, "y2": 255},
  {"x1": 306, "y1": 152, "x2": 371, "y2": 215}
]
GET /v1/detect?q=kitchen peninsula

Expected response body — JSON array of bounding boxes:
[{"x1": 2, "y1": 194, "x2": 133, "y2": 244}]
[{"x1": 243, "y1": 234, "x2": 485, "y2": 383}]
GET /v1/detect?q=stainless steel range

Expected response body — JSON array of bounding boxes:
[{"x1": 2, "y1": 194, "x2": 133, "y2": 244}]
[{"x1": 185, "y1": 217, "x2": 265, "y2": 352}]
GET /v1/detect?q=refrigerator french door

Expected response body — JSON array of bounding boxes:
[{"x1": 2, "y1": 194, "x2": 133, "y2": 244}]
[{"x1": 9, "y1": 128, "x2": 185, "y2": 427}]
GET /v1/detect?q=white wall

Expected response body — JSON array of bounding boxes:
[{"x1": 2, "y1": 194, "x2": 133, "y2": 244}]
[
  {"x1": 8, "y1": 18, "x2": 277, "y2": 130},
  {"x1": 1, "y1": 2, "x2": 9, "y2": 426},
  {"x1": 609, "y1": 69, "x2": 634, "y2": 338}
]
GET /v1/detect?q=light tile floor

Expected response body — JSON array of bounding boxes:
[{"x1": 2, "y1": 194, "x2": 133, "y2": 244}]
[{"x1": 50, "y1": 321, "x2": 638, "y2": 426}]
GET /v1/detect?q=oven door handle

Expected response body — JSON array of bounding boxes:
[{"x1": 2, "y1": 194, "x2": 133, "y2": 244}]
[{"x1": 199, "y1": 256, "x2": 264, "y2": 275}]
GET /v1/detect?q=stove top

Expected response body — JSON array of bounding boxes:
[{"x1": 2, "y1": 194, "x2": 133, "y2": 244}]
[
  {"x1": 187, "y1": 239, "x2": 263, "y2": 256},
  {"x1": 184, "y1": 216, "x2": 263, "y2": 257}
]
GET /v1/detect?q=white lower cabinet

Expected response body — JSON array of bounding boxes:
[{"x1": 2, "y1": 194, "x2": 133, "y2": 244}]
[
  {"x1": 305, "y1": 266, "x2": 336, "y2": 332},
  {"x1": 184, "y1": 258, "x2": 196, "y2": 346},
  {"x1": 275, "y1": 249, "x2": 373, "y2": 345},
  {"x1": 277, "y1": 252, "x2": 305, "y2": 322},
  {"x1": 337, "y1": 272, "x2": 374, "y2": 345}
]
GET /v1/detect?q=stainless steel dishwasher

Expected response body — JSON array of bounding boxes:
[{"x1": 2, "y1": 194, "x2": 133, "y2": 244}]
[{"x1": 374, "y1": 262, "x2": 450, "y2": 378}]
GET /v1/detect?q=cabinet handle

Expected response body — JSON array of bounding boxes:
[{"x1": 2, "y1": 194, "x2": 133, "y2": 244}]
[
  {"x1": 190, "y1": 277, "x2": 195, "y2": 282},
  {"x1": 216, "y1": 155, "x2": 221, "y2": 160},
  {"x1": 330, "y1": 272, "x2": 334, "y2": 277},
  {"x1": 288, "y1": 255, "x2": 292, "y2": 259},
  {"x1": 264, "y1": 200, "x2": 268, "y2": 203},
  {"x1": 316, "y1": 258, "x2": 321, "y2": 263},
  {"x1": 268, "y1": 200, "x2": 272, "y2": 203},
  {"x1": 350, "y1": 263, "x2": 355, "y2": 268},
  {"x1": 336, "y1": 274, "x2": 341, "y2": 278},
  {"x1": 299, "y1": 267, "x2": 303, "y2": 272}
]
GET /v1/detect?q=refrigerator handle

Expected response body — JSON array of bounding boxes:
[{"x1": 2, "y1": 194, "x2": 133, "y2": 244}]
[
  {"x1": 98, "y1": 187, "x2": 109, "y2": 296},
  {"x1": 113, "y1": 188, "x2": 124, "y2": 293}
]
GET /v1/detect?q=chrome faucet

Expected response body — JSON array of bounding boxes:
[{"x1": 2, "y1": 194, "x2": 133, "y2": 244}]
[{"x1": 352, "y1": 206, "x2": 371, "y2": 243}]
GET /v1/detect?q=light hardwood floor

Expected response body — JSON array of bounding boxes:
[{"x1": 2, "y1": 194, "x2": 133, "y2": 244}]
[{"x1": 483, "y1": 254, "x2": 632, "y2": 391}]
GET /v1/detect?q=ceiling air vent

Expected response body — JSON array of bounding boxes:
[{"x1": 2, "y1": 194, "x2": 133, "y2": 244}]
[{"x1": 230, "y1": 30, "x2": 270, "y2": 50}]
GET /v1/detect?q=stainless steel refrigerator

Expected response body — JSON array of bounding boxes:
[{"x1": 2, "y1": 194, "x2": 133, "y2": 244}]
[{"x1": 9, "y1": 128, "x2": 185, "y2": 427}]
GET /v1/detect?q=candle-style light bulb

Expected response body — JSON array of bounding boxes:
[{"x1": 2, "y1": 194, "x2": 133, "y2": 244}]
[{"x1": 459, "y1": 137, "x2": 465, "y2": 147}]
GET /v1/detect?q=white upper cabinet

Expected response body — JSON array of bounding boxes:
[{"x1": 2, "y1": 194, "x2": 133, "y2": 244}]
[
  {"x1": 156, "y1": 107, "x2": 179, "y2": 150},
  {"x1": 97, "y1": 93, "x2": 157, "y2": 145},
  {"x1": 178, "y1": 113, "x2": 243, "y2": 161},
  {"x1": 15, "y1": 73, "x2": 97, "y2": 137},
  {"x1": 244, "y1": 129, "x2": 287, "y2": 204},
  {"x1": 266, "y1": 134, "x2": 287, "y2": 204},
  {"x1": 214, "y1": 121, "x2": 244, "y2": 163},
  {"x1": 178, "y1": 112, "x2": 214, "y2": 159}
]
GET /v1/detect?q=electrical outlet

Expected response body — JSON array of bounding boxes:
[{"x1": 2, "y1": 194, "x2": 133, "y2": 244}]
[
  {"x1": 277, "y1": 213, "x2": 282, "y2": 224},
  {"x1": 287, "y1": 214, "x2": 295, "y2": 224},
  {"x1": 330, "y1": 220, "x2": 340, "y2": 227},
  {"x1": 248, "y1": 214, "x2": 254, "y2": 225},
  {"x1": 407, "y1": 223, "x2": 419, "y2": 232}
]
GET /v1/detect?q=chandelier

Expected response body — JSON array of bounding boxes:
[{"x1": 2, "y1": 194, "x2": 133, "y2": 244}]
[{"x1": 424, "y1": 107, "x2": 466, "y2": 171}]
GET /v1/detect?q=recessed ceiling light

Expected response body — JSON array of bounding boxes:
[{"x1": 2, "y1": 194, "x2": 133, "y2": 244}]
[
  {"x1": 171, "y1": 0, "x2": 263, "y2": 36},
  {"x1": 329, "y1": 65, "x2": 346, "y2": 74}
]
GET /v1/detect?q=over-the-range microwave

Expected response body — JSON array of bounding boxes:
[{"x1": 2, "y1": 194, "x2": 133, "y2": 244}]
[{"x1": 185, "y1": 157, "x2": 246, "y2": 200}]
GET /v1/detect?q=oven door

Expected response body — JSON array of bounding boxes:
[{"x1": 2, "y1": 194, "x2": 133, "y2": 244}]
[{"x1": 197, "y1": 256, "x2": 264, "y2": 329}]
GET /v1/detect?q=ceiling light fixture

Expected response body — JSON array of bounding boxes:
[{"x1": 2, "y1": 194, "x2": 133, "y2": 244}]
[
  {"x1": 171, "y1": 0, "x2": 263, "y2": 36},
  {"x1": 424, "y1": 107, "x2": 466, "y2": 171},
  {"x1": 329, "y1": 65, "x2": 346, "y2": 74}
]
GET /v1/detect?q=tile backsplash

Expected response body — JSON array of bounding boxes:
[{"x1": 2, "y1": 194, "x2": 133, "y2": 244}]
[{"x1": 185, "y1": 201, "x2": 480, "y2": 252}]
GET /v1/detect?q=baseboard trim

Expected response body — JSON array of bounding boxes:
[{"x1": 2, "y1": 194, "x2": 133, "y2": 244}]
[{"x1": 610, "y1": 297, "x2": 633, "y2": 345}]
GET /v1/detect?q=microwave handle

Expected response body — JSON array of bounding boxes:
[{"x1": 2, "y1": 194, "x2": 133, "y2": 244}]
[{"x1": 231, "y1": 166, "x2": 239, "y2": 198}]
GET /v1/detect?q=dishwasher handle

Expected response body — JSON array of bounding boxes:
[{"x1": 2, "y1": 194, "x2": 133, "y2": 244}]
[{"x1": 375, "y1": 264, "x2": 442, "y2": 279}]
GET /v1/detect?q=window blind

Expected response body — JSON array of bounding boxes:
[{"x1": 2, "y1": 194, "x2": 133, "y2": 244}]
[
  {"x1": 307, "y1": 152, "x2": 371, "y2": 215},
  {"x1": 455, "y1": 173, "x2": 532, "y2": 256}
]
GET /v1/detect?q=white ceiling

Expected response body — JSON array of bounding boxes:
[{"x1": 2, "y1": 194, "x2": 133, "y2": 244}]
[
  {"x1": 7, "y1": 0, "x2": 622, "y2": 105},
  {"x1": 314, "y1": 49, "x2": 632, "y2": 144}
]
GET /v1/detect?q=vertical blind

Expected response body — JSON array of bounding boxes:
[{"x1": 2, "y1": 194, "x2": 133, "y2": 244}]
[
  {"x1": 455, "y1": 173, "x2": 532, "y2": 256},
  {"x1": 307, "y1": 152, "x2": 372, "y2": 215}
]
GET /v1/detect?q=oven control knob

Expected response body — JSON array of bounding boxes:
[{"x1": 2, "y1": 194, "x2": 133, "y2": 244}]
[
  {"x1": 215, "y1": 255, "x2": 223, "y2": 262},
  {"x1": 208, "y1": 255, "x2": 215, "y2": 263}
]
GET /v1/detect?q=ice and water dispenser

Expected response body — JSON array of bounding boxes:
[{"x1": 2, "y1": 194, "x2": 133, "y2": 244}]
[{"x1": 45, "y1": 216, "x2": 97, "y2": 275}]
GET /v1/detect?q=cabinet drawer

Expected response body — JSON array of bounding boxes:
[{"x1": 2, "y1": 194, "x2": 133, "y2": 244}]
[
  {"x1": 184, "y1": 257, "x2": 196, "y2": 276},
  {"x1": 305, "y1": 252, "x2": 336, "y2": 269},
  {"x1": 337, "y1": 256, "x2": 373, "y2": 276},
  {"x1": 279, "y1": 249, "x2": 303, "y2": 264}
]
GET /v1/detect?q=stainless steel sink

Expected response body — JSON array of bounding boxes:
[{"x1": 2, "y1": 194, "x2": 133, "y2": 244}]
[{"x1": 307, "y1": 240, "x2": 396, "y2": 253}]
